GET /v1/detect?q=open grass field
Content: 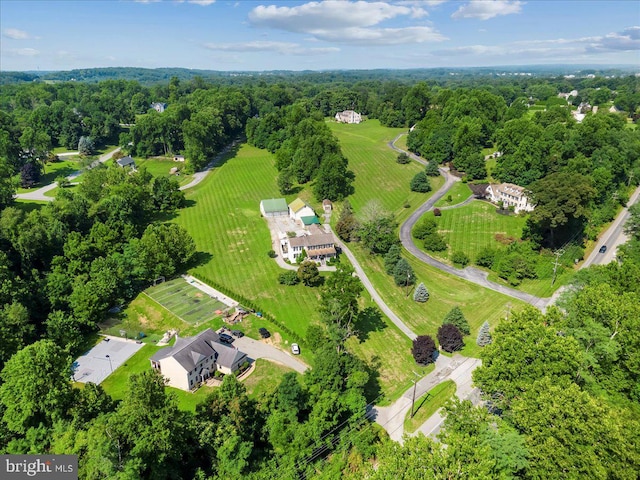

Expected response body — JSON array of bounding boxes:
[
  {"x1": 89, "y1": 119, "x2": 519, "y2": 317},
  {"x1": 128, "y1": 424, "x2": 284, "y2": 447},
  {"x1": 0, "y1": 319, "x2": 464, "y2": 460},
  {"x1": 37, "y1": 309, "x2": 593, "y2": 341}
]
[
  {"x1": 404, "y1": 380, "x2": 456, "y2": 433},
  {"x1": 328, "y1": 120, "x2": 444, "y2": 225},
  {"x1": 171, "y1": 144, "x2": 324, "y2": 341},
  {"x1": 135, "y1": 157, "x2": 194, "y2": 186},
  {"x1": 146, "y1": 278, "x2": 227, "y2": 325},
  {"x1": 432, "y1": 201, "x2": 527, "y2": 260},
  {"x1": 434, "y1": 182, "x2": 472, "y2": 208}
]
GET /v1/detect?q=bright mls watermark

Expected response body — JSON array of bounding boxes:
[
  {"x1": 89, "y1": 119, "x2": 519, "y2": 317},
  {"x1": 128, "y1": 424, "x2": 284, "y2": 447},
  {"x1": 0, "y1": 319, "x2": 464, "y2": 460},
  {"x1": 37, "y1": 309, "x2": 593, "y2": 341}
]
[{"x1": 1, "y1": 455, "x2": 77, "y2": 479}]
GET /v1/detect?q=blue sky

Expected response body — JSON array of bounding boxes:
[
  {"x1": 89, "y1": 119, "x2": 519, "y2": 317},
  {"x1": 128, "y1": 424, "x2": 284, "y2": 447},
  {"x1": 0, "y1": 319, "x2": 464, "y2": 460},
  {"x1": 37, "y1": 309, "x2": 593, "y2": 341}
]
[{"x1": 1, "y1": 0, "x2": 639, "y2": 71}]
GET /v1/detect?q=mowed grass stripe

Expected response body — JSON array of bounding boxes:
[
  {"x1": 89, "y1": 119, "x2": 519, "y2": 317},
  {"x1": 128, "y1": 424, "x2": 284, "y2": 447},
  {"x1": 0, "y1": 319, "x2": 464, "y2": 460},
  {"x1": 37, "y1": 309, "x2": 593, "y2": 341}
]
[{"x1": 172, "y1": 144, "x2": 321, "y2": 338}]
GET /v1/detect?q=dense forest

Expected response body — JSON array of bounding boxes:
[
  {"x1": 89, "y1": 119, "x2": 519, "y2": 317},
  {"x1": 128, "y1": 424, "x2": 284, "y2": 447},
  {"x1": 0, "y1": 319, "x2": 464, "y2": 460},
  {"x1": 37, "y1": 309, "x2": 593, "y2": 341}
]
[{"x1": 0, "y1": 71, "x2": 639, "y2": 478}]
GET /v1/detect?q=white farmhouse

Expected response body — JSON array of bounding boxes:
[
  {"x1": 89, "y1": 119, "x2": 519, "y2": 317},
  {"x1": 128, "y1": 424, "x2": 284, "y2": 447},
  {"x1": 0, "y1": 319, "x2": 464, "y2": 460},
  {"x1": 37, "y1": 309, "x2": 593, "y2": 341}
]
[
  {"x1": 281, "y1": 224, "x2": 336, "y2": 264},
  {"x1": 150, "y1": 329, "x2": 247, "y2": 391},
  {"x1": 486, "y1": 183, "x2": 535, "y2": 214},
  {"x1": 335, "y1": 110, "x2": 362, "y2": 124}
]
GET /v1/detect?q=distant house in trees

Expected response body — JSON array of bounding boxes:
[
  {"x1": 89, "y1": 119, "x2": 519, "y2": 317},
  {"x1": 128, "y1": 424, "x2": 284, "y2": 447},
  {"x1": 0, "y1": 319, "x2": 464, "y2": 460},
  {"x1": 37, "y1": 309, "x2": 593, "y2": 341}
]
[
  {"x1": 150, "y1": 329, "x2": 247, "y2": 391},
  {"x1": 116, "y1": 156, "x2": 136, "y2": 170},
  {"x1": 281, "y1": 224, "x2": 336, "y2": 264},
  {"x1": 173, "y1": 155, "x2": 185, "y2": 162},
  {"x1": 486, "y1": 183, "x2": 535, "y2": 213},
  {"x1": 288, "y1": 198, "x2": 316, "y2": 222},
  {"x1": 260, "y1": 198, "x2": 289, "y2": 217},
  {"x1": 151, "y1": 102, "x2": 167, "y2": 113},
  {"x1": 335, "y1": 110, "x2": 362, "y2": 124}
]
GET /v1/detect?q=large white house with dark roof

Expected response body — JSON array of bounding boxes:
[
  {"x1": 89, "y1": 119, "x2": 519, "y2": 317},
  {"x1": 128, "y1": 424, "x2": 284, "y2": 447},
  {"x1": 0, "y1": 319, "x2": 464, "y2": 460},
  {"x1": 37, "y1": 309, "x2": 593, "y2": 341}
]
[
  {"x1": 150, "y1": 329, "x2": 247, "y2": 391},
  {"x1": 486, "y1": 183, "x2": 535, "y2": 214}
]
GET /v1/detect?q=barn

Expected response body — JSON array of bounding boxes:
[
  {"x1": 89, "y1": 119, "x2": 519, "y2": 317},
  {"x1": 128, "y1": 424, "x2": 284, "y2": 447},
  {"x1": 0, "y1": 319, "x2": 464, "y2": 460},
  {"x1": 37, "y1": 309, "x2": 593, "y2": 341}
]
[{"x1": 260, "y1": 198, "x2": 288, "y2": 217}]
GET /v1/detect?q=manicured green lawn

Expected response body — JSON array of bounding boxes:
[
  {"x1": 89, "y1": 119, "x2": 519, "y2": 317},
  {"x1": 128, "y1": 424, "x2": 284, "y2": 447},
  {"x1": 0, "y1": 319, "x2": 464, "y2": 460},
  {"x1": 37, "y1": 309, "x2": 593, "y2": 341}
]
[
  {"x1": 421, "y1": 201, "x2": 527, "y2": 262},
  {"x1": 328, "y1": 120, "x2": 438, "y2": 225},
  {"x1": 348, "y1": 242, "x2": 524, "y2": 358},
  {"x1": 243, "y1": 358, "x2": 299, "y2": 399},
  {"x1": 171, "y1": 144, "x2": 323, "y2": 341},
  {"x1": 404, "y1": 380, "x2": 456, "y2": 433},
  {"x1": 100, "y1": 344, "x2": 164, "y2": 401},
  {"x1": 434, "y1": 182, "x2": 472, "y2": 208},
  {"x1": 135, "y1": 157, "x2": 194, "y2": 186},
  {"x1": 394, "y1": 133, "x2": 408, "y2": 151}
]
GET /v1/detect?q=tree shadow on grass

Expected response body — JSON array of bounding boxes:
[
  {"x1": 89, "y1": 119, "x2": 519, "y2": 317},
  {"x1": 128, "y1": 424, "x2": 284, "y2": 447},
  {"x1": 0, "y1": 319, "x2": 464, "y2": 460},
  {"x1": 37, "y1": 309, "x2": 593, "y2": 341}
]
[
  {"x1": 355, "y1": 306, "x2": 387, "y2": 342},
  {"x1": 188, "y1": 251, "x2": 213, "y2": 270},
  {"x1": 362, "y1": 354, "x2": 383, "y2": 403}
]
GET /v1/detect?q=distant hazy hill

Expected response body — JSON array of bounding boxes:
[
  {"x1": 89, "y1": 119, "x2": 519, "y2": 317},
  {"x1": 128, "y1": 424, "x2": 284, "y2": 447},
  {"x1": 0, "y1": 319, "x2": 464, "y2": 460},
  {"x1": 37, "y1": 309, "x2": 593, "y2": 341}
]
[{"x1": 0, "y1": 65, "x2": 637, "y2": 85}]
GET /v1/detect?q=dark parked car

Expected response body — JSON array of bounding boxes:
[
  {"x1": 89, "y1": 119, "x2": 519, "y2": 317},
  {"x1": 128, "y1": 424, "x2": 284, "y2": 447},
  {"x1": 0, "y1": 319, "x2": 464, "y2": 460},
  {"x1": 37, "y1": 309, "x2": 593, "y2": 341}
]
[
  {"x1": 219, "y1": 333, "x2": 234, "y2": 344},
  {"x1": 231, "y1": 330, "x2": 244, "y2": 338},
  {"x1": 599, "y1": 245, "x2": 607, "y2": 254},
  {"x1": 259, "y1": 327, "x2": 271, "y2": 339}
]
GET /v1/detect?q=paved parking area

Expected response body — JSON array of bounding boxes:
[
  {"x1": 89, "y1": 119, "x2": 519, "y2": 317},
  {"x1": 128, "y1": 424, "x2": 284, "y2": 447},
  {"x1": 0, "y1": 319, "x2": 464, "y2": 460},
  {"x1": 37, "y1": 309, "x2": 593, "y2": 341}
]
[{"x1": 73, "y1": 336, "x2": 145, "y2": 385}]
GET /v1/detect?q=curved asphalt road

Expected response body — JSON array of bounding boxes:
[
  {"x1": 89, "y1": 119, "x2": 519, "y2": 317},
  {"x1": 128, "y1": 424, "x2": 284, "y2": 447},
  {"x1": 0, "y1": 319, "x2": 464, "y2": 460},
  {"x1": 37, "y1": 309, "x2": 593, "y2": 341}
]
[
  {"x1": 390, "y1": 134, "x2": 550, "y2": 309},
  {"x1": 15, "y1": 147, "x2": 122, "y2": 202}
]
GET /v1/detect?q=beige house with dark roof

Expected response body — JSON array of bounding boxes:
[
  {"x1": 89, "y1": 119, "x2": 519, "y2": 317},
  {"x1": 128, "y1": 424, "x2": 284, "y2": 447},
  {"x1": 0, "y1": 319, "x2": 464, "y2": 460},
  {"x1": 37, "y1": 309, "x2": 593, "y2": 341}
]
[
  {"x1": 281, "y1": 224, "x2": 336, "y2": 264},
  {"x1": 486, "y1": 183, "x2": 535, "y2": 213},
  {"x1": 150, "y1": 329, "x2": 247, "y2": 391}
]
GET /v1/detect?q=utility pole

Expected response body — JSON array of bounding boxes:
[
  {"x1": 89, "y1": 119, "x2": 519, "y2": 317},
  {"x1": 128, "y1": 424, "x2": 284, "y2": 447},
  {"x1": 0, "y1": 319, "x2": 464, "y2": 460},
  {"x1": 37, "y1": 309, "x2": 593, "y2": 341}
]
[
  {"x1": 506, "y1": 302, "x2": 512, "y2": 321},
  {"x1": 411, "y1": 379, "x2": 418, "y2": 418},
  {"x1": 551, "y1": 249, "x2": 563, "y2": 286},
  {"x1": 410, "y1": 371, "x2": 421, "y2": 418},
  {"x1": 106, "y1": 354, "x2": 113, "y2": 373}
]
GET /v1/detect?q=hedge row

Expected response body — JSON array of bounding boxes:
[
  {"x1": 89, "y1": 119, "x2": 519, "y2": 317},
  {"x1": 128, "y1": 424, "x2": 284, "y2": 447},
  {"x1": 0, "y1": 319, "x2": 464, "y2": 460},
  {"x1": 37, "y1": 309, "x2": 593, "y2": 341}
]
[{"x1": 193, "y1": 274, "x2": 306, "y2": 348}]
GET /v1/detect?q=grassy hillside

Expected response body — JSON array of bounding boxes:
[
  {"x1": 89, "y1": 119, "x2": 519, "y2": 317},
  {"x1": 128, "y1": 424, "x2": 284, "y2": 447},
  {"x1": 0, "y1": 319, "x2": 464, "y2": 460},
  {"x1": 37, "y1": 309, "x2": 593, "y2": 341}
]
[
  {"x1": 330, "y1": 120, "x2": 526, "y2": 358},
  {"x1": 173, "y1": 144, "x2": 321, "y2": 338}
]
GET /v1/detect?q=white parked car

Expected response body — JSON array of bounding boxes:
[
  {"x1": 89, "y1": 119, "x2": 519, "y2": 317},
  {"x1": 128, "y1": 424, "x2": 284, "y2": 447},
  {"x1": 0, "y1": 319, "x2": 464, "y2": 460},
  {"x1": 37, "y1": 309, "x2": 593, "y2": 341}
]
[{"x1": 291, "y1": 343, "x2": 300, "y2": 355}]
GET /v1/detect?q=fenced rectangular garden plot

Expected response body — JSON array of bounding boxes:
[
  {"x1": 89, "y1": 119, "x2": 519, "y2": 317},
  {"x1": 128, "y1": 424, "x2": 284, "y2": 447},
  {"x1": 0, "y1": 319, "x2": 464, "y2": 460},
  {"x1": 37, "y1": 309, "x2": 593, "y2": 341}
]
[{"x1": 146, "y1": 278, "x2": 227, "y2": 324}]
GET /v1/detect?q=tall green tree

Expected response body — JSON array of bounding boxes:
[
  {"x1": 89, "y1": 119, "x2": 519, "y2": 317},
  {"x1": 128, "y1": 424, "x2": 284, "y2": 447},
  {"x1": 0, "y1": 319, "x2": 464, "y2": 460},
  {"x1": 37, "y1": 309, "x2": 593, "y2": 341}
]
[{"x1": 0, "y1": 340, "x2": 73, "y2": 433}]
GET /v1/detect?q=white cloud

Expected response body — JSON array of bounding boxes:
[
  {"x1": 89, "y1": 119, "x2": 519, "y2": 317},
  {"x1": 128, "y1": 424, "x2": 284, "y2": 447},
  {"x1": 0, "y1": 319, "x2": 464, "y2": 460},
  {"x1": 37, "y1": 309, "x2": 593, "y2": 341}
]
[
  {"x1": 452, "y1": 0, "x2": 523, "y2": 20},
  {"x1": 314, "y1": 26, "x2": 445, "y2": 45},
  {"x1": 249, "y1": 1, "x2": 446, "y2": 45},
  {"x1": 203, "y1": 40, "x2": 339, "y2": 55},
  {"x1": 431, "y1": 26, "x2": 640, "y2": 59},
  {"x1": 3, "y1": 28, "x2": 30, "y2": 40},
  {"x1": 4, "y1": 47, "x2": 40, "y2": 56},
  {"x1": 250, "y1": 1, "x2": 413, "y2": 31}
]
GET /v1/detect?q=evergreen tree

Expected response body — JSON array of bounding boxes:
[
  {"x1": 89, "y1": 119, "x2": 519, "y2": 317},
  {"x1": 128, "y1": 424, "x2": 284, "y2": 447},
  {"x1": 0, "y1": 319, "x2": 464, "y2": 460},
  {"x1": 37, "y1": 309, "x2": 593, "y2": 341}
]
[
  {"x1": 393, "y1": 258, "x2": 415, "y2": 287},
  {"x1": 477, "y1": 320, "x2": 492, "y2": 346},
  {"x1": 410, "y1": 171, "x2": 432, "y2": 193},
  {"x1": 78, "y1": 135, "x2": 95, "y2": 156},
  {"x1": 425, "y1": 160, "x2": 440, "y2": 176},
  {"x1": 383, "y1": 244, "x2": 402, "y2": 274},
  {"x1": 442, "y1": 306, "x2": 470, "y2": 335},
  {"x1": 413, "y1": 282, "x2": 429, "y2": 302}
]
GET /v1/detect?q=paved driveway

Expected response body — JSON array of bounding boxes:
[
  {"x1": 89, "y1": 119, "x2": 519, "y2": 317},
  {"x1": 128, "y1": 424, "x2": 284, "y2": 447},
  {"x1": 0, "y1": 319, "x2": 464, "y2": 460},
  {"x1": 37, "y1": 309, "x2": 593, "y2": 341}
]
[{"x1": 233, "y1": 336, "x2": 309, "y2": 374}]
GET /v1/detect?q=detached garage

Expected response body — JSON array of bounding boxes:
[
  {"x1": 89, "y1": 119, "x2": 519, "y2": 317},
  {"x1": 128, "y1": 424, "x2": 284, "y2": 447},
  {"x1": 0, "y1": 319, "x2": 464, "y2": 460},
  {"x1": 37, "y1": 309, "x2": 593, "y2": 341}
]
[{"x1": 260, "y1": 198, "x2": 288, "y2": 217}]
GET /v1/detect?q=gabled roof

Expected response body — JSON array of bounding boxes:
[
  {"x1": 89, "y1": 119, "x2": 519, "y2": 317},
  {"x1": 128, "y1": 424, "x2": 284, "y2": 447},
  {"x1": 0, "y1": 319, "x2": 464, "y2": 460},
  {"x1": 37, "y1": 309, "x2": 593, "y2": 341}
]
[
  {"x1": 288, "y1": 198, "x2": 311, "y2": 214},
  {"x1": 116, "y1": 156, "x2": 135, "y2": 167},
  {"x1": 150, "y1": 329, "x2": 245, "y2": 372},
  {"x1": 261, "y1": 198, "x2": 288, "y2": 213}
]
